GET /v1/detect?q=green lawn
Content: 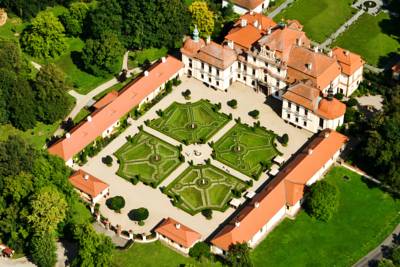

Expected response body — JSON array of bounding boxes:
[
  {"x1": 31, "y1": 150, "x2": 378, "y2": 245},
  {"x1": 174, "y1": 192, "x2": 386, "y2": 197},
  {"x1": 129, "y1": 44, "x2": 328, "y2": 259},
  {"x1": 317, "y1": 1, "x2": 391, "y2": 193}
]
[
  {"x1": 73, "y1": 107, "x2": 91, "y2": 124},
  {"x1": 165, "y1": 164, "x2": 248, "y2": 215},
  {"x1": 149, "y1": 100, "x2": 230, "y2": 145},
  {"x1": 112, "y1": 241, "x2": 221, "y2": 267},
  {"x1": 251, "y1": 166, "x2": 400, "y2": 267},
  {"x1": 275, "y1": 0, "x2": 356, "y2": 42},
  {"x1": 0, "y1": 122, "x2": 59, "y2": 149},
  {"x1": 213, "y1": 123, "x2": 279, "y2": 178},
  {"x1": 334, "y1": 12, "x2": 400, "y2": 67},
  {"x1": 115, "y1": 131, "x2": 182, "y2": 186},
  {"x1": 128, "y1": 47, "x2": 168, "y2": 70}
]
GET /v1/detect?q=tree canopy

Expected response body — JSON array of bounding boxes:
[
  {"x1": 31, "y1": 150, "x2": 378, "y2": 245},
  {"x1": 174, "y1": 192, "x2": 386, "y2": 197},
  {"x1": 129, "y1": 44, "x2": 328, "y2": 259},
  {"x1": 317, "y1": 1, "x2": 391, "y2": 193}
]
[
  {"x1": 21, "y1": 11, "x2": 67, "y2": 59},
  {"x1": 304, "y1": 180, "x2": 339, "y2": 221},
  {"x1": 189, "y1": 1, "x2": 215, "y2": 38},
  {"x1": 60, "y1": 2, "x2": 90, "y2": 36},
  {"x1": 30, "y1": 234, "x2": 57, "y2": 267},
  {"x1": 226, "y1": 243, "x2": 253, "y2": 267}
]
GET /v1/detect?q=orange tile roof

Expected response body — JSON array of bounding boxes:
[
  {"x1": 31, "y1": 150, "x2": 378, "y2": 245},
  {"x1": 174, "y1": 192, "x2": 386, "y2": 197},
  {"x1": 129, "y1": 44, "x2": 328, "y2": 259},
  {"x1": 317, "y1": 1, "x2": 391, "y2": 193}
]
[
  {"x1": 211, "y1": 177, "x2": 287, "y2": 251},
  {"x1": 155, "y1": 218, "x2": 201, "y2": 248},
  {"x1": 195, "y1": 41, "x2": 237, "y2": 69},
  {"x1": 48, "y1": 56, "x2": 183, "y2": 161},
  {"x1": 231, "y1": 0, "x2": 265, "y2": 9},
  {"x1": 332, "y1": 47, "x2": 364, "y2": 76},
  {"x1": 287, "y1": 47, "x2": 341, "y2": 89},
  {"x1": 93, "y1": 90, "x2": 119, "y2": 110},
  {"x1": 181, "y1": 37, "x2": 206, "y2": 57},
  {"x1": 316, "y1": 98, "x2": 346, "y2": 120},
  {"x1": 211, "y1": 130, "x2": 348, "y2": 251},
  {"x1": 233, "y1": 12, "x2": 276, "y2": 31},
  {"x1": 276, "y1": 129, "x2": 348, "y2": 205},
  {"x1": 282, "y1": 83, "x2": 321, "y2": 111},
  {"x1": 69, "y1": 169, "x2": 109, "y2": 198}
]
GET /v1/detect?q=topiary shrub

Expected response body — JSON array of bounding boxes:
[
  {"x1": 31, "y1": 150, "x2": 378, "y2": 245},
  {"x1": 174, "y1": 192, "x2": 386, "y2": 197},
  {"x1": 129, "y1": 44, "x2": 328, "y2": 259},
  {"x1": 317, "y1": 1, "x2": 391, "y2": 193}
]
[
  {"x1": 201, "y1": 208, "x2": 212, "y2": 220},
  {"x1": 304, "y1": 180, "x2": 339, "y2": 221},
  {"x1": 346, "y1": 98, "x2": 359, "y2": 107},
  {"x1": 102, "y1": 155, "x2": 113, "y2": 166},
  {"x1": 280, "y1": 133, "x2": 289, "y2": 146},
  {"x1": 106, "y1": 196, "x2": 125, "y2": 213},
  {"x1": 128, "y1": 207, "x2": 149, "y2": 223},
  {"x1": 248, "y1": 109, "x2": 260, "y2": 119},
  {"x1": 227, "y1": 99, "x2": 237, "y2": 109},
  {"x1": 182, "y1": 89, "x2": 191, "y2": 100}
]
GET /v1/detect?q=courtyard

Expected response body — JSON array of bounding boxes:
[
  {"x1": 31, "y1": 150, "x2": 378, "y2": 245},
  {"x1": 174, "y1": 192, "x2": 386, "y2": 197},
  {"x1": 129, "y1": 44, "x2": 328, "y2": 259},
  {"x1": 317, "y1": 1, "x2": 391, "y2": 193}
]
[
  {"x1": 148, "y1": 100, "x2": 230, "y2": 144},
  {"x1": 213, "y1": 123, "x2": 280, "y2": 178},
  {"x1": 164, "y1": 164, "x2": 248, "y2": 215},
  {"x1": 114, "y1": 131, "x2": 182, "y2": 186},
  {"x1": 81, "y1": 77, "x2": 312, "y2": 237}
]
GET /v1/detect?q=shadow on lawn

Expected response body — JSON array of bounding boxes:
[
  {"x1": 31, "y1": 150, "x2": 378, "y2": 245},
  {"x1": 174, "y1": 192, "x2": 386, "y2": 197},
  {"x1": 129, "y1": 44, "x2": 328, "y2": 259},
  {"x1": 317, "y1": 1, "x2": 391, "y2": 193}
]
[{"x1": 377, "y1": 13, "x2": 400, "y2": 68}]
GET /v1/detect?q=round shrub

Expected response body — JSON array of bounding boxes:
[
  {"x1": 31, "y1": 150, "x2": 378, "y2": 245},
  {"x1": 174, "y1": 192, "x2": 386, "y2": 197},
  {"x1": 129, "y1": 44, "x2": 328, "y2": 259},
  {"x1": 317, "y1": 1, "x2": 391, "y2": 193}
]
[
  {"x1": 304, "y1": 180, "x2": 339, "y2": 221},
  {"x1": 106, "y1": 196, "x2": 125, "y2": 212},
  {"x1": 102, "y1": 155, "x2": 113, "y2": 166},
  {"x1": 248, "y1": 109, "x2": 260, "y2": 119},
  {"x1": 128, "y1": 207, "x2": 149, "y2": 222},
  {"x1": 346, "y1": 98, "x2": 358, "y2": 107},
  {"x1": 280, "y1": 133, "x2": 289, "y2": 146},
  {"x1": 227, "y1": 99, "x2": 237, "y2": 108},
  {"x1": 201, "y1": 209, "x2": 212, "y2": 220},
  {"x1": 189, "y1": 242, "x2": 211, "y2": 260}
]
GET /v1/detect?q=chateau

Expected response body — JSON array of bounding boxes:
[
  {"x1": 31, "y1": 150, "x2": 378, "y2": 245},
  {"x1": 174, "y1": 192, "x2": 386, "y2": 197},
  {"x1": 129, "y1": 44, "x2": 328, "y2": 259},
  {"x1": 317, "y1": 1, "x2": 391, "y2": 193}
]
[{"x1": 181, "y1": 12, "x2": 364, "y2": 133}]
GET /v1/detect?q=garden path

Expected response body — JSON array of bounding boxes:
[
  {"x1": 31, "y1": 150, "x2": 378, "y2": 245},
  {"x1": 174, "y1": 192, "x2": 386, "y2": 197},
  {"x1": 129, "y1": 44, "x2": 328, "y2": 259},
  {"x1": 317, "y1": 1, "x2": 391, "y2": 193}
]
[{"x1": 268, "y1": 0, "x2": 295, "y2": 18}]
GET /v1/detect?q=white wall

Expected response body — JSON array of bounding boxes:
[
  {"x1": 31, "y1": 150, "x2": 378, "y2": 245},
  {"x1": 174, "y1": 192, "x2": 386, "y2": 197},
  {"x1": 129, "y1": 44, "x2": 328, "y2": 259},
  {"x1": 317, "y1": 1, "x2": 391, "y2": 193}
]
[
  {"x1": 158, "y1": 234, "x2": 197, "y2": 254},
  {"x1": 222, "y1": 0, "x2": 270, "y2": 14},
  {"x1": 92, "y1": 187, "x2": 110, "y2": 204}
]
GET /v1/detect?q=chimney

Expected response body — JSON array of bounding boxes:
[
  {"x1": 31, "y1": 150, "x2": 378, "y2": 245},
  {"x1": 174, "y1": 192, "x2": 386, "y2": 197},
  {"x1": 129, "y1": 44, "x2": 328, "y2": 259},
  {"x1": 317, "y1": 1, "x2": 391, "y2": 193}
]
[
  {"x1": 175, "y1": 223, "x2": 181, "y2": 230},
  {"x1": 227, "y1": 40, "x2": 234, "y2": 50},
  {"x1": 308, "y1": 149, "x2": 313, "y2": 155},
  {"x1": 324, "y1": 131, "x2": 330, "y2": 138},
  {"x1": 161, "y1": 57, "x2": 166, "y2": 63},
  {"x1": 254, "y1": 202, "x2": 260, "y2": 208},
  {"x1": 235, "y1": 221, "x2": 240, "y2": 228},
  {"x1": 84, "y1": 174, "x2": 89, "y2": 180},
  {"x1": 206, "y1": 36, "x2": 211, "y2": 44},
  {"x1": 328, "y1": 50, "x2": 333, "y2": 57},
  {"x1": 66, "y1": 132, "x2": 71, "y2": 139},
  {"x1": 306, "y1": 63, "x2": 312, "y2": 70},
  {"x1": 314, "y1": 46, "x2": 319, "y2": 53},
  {"x1": 253, "y1": 20, "x2": 259, "y2": 28},
  {"x1": 241, "y1": 19, "x2": 247, "y2": 27},
  {"x1": 268, "y1": 27, "x2": 272, "y2": 35},
  {"x1": 144, "y1": 71, "x2": 149, "y2": 77},
  {"x1": 250, "y1": 11, "x2": 254, "y2": 15},
  {"x1": 345, "y1": 50, "x2": 350, "y2": 56},
  {"x1": 87, "y1": 115, "x2": 92, "y2": 122},
  {"x1": 297, "y1": 38, "x2": 302, "y2": 46}
]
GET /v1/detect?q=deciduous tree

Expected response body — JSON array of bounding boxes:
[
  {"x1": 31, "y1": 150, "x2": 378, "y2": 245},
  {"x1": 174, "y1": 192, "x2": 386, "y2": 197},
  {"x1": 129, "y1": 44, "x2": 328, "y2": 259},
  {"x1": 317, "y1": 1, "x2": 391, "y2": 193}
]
[
  {"x1": 304, "y1": 180, "x2": 339, "y2": 221},
  {"x1": 226, "y1": 243, "x2": 253, "y2": 267},
  {"x1": 30, "y1": 234, "x2": 57, "y2": 267},
  {"x1": 189, "y1": 1, "x2": 215, "y2": 38}
]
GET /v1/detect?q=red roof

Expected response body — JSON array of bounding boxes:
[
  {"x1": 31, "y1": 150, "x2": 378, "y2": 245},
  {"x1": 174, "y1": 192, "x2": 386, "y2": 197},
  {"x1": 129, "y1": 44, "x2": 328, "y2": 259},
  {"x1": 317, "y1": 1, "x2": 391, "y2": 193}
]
[
  {"x1": 211, "y1": 130, "x2": 348, "y2": 251},
  {"x1": 48, "y1": 56, "x2": 183, "y2": 160},
  {"x1": 332, "y1": 47, "x2": 364, "y2": 76},
  {"x1": 69, "y1": 169, "x2": 109, "y2": 198},
  {"x1": 155, "y1": 218, "x2": 201, "y2": 248},
  {"x1": 93, "y1": 90, "x2": 119, "y2": 110}
]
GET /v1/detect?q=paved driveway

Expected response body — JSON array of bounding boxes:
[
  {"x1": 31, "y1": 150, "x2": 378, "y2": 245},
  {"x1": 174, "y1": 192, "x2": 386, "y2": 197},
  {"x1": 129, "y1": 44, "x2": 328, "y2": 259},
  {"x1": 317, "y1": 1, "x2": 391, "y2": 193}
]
[{"x1": 81, "y1": 77, "x2": 312, "y2": 238}]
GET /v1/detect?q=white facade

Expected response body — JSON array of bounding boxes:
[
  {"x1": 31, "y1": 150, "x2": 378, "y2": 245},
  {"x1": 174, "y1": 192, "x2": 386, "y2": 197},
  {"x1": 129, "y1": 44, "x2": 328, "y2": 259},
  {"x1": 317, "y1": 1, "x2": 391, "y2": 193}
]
[
  {"x1": 223, "y1": 0, "x2": 270, "y2": 14},
  {"x1": 158, "y1": 233, "x2": 199, "y2": 254},
  {"x1": 281, "y1": 99, "x2": 344, "y2": 133},
  {"x1": 338, "y1": 66, "x2": 363, "y2": 97}
]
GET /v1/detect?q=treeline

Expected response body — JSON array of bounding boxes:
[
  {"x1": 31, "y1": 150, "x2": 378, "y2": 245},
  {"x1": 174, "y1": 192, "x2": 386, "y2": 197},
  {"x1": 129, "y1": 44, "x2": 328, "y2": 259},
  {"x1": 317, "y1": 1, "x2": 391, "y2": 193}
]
[
  {"x1": 0, "y1": 39, "x2": 72, "y2": 131},
  {"x1": 0, "y1": 135, "x2": 113, "y2": 267}
]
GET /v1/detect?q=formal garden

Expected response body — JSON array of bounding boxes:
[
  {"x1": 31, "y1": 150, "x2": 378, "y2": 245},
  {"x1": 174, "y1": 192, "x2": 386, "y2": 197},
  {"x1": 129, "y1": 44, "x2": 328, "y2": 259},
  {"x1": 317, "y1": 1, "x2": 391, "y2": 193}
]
[
  {"x1": 148, "y1": 100, "x2": 230, "y2": 144},
  {"x1": 115, "y1": 131, "x2": 183, "y2": 187},
  {"x1": 213, "y1": 123, "x2": 280, "y2": 178},
  {"x1": 164, "y1": 164, "x2": 248, "y2": 215}
]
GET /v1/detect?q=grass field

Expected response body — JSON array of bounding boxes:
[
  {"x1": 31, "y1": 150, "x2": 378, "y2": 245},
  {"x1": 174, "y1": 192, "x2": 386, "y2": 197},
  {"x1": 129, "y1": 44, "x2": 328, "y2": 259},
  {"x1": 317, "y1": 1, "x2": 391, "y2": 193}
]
[
  {"x1": 149, "y1": 100, "x2": 230, "y2": 144},
  {"x1": 213, "y1": 123, "x2": 279, "y2": 178},
  {"x1": 275, "y1": 0, "x2": 356, "y2": 42},
  {"x1": 251, "y1": 167, "x2": 400, "y2": 267},
  {"x1": 128, "y1": 47, "x2": 168, "y2": 70},
  {"x1": 165, "y1": 164, "x2": 248, "y2": 215},
  {"x1": 333, "y1": 12, "x2": 400, "y2": 67},
  {"x1": 115, "y1": 131, "x2": 182, "y2": 186},
  {"x1": 112, "y1": 241, "x2": 221, "y2": 267}
]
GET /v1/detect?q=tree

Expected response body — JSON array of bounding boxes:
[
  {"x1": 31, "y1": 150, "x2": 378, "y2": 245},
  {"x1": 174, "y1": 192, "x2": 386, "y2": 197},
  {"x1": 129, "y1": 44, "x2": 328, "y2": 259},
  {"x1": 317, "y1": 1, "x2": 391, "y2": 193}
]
[
  {"x1": 73, "y1": 223, "x2": 114, "y2": 267},
  {"x1": 189, "y1": 241, "x2": 211, "y2": 260},
  {"x1": 106, "y1": 196, "x2": 125, "y2": 212},
  {"x1": 102, "y1": 155, "x2": 113, "y2": 166},
  {"x1": 226, "y1": 243, "x2": 253, "y2": 267},
  {"x1": 27, "y1": 186, "x2": 68, "y2": 234},
  {"x1": 189, "y1": 1, "x2": 215, "y2": 38},
  {"x1": 392, "y1": 246, "x2": 400, "y2": 265},
  {"x1": 378, "y1": 259, "x2": 396, "y2": 267},
  {"x1": 81, "y1": 31, "x2": 124, "y2": 76},
  {"x1": 60, "y1": 2, "x2": 90, "y2": 36},
  {"x1": 21, "y1": 11, "x2": 67, "y2": 59},
  {"x1": 304, "y1": 180, "x2": 339, "y2": 222},
  {"x1": 201, "y1": 209, "x2": 212, "y2": 220},
  {"x1": 1, "y1": 0, "x2": 73, "y2": 19},
  {"x1": 30, "y1": 234, "x2": 57, "y2": 267},
  {"x1": 33, "y1": 64, "x2": 73, "y2": 124}
]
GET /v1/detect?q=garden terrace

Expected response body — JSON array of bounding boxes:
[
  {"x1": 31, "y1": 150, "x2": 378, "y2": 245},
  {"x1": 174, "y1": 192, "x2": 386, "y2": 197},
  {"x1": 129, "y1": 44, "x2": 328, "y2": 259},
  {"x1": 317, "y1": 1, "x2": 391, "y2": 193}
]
[
  {"x1": 213, "y1": 123, "x2": 280, "y2": 178},
  {"x1": 164, "y1": 164, "x2": 248, "y2": 215},
  {"x1": 148, "y1": 100, "x2": 230, "y2": 145},
  {"x1": 115, "y1": 131, "x2": 182, "y2": 187}
]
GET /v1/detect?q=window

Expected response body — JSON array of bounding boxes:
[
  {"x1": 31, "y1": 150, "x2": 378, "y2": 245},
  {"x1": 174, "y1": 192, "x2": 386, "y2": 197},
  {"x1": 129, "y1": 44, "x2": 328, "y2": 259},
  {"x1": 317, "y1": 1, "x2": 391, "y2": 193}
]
[
  {"x1": 265, "y1": 62, "x2": 268, "y2": 67},
  {"x1": 216, "y1": 81, "x2": 220, "y2": 86},
  {"x1": 209, "y1": 77, "x2": 212, "y2": 83},
  {"x1": 201, "y1": 74, "x2": 204, "y2": 79},
  {"x1": 295, "y1": 117, "x2": 299, "y2": 123},
  {"x1": 238, "y1": 62, "x2": 241, "y2": 69},
  {"x1": 252, "y1": 69, "x2": 256, "y2": 76},
  {"x1": 305, "y1": 109, "x2": 308, "y2": 116},
  {"x1": 201, "y1": 63, "x2": 204, "y2": 69},
  {"x1": 277, "y1": 68, "x2": 281, "y2": 73},
  {"x1": 238, "y1": 74, "x2": 241, "y2": 79},
  {"x1": 217, "y1": 69, "x2": 220, "y2": 76},
  {"x1": 319, "y1": 118, "x2": 324, "y2": 128},
  {"x1": 288, "y1": 102, "x2": 291, "y2": 108},
  {"x1": 244, "y1": 65, "x2": 247, "y2": 71},
  {"x1": 244, "y1": 76, "x2": 247, "y2": 81},
  {"x1": 303, "y1": 121, "x2": 307, "y2": 127},
  {"x1": 251, "y1": 81, "x2": 255, "y2": 86},
  {"x1": 209, "y1": 65, "x2": 212, "y2": 73},
  {"x1": 287, "y1": 114, "x2": 290, "y2": 119},
  {"x1": 296, "y1": 105, "x2": 300, "y2": 112},
  {"x1": 276, "y1": 80, "x2": 279, "y2": 87}
]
